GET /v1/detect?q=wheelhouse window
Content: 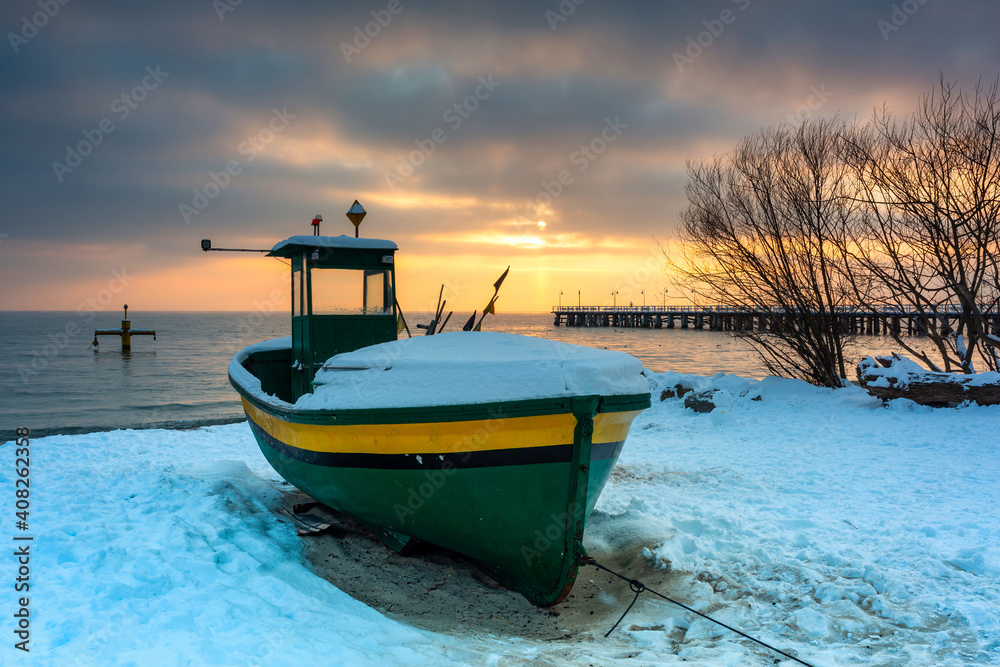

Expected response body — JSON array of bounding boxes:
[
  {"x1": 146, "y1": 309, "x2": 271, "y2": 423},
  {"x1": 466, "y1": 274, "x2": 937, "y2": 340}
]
[
  {"x1": 310, "y1": 268, "x2": 392, "y2": 315},
  {"x1": 291, "y1": 258, "x2": 302, "y2": 317}
]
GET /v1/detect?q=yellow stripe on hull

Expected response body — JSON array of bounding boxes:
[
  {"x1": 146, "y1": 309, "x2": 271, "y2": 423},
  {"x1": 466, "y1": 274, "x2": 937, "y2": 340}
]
[
  {"x1": 593, "y1": 409, "x2": 638, "y2": 445},
  {"x1": 241, "y1": 397, "x2": 638, "y2": 457}
]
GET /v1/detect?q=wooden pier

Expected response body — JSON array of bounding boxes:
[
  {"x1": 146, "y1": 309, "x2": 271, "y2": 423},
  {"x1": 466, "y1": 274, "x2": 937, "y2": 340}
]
[{"x1": 552, "y1": 305, "x2": 1000, "y2": 335}]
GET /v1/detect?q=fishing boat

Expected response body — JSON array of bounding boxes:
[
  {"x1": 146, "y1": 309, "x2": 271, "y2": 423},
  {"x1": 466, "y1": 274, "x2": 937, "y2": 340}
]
[{"x1": 227, "y1": 208, "x2": 650, "y2": 606}]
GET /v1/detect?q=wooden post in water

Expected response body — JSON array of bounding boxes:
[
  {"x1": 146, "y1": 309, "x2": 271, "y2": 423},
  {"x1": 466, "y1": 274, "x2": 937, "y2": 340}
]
[{"x1": 92, "y1": 305, "x2": 156, "y2": 351}]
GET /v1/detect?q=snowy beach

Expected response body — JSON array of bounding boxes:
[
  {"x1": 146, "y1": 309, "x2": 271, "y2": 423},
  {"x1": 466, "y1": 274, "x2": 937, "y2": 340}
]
[{"x1": 2, "y1": 371, "x2": 998, "y2": 666}]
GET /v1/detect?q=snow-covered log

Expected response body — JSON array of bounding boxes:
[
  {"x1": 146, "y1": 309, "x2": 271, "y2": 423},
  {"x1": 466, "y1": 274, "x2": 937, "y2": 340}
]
[{"x1": 857, "y1": 353, "x2": 1000, "y2": 406}]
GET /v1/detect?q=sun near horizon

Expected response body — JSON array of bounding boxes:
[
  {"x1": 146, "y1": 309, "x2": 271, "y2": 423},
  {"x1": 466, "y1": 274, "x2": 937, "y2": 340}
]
[{"x1": 0, "y1": 205, "x2": 679, "y2": 314}]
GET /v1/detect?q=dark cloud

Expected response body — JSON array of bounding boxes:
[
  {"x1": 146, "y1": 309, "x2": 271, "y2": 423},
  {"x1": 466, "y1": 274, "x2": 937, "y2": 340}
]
[{"x1": 2, "y1": 0, "x2": 999, "y2": 307}]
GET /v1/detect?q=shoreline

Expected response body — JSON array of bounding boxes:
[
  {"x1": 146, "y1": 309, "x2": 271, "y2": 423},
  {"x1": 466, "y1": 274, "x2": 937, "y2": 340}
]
[{"x1": 0, "y1": 415, "x2": 248, "y2": 444}]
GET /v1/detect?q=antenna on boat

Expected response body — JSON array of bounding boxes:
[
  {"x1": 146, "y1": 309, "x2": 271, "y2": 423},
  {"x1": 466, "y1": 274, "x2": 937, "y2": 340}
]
[
  {"x1": 346, "y1": 200, "x2": 366, "y2": 238},
  {"x1": 200, "y1": 239, "x2": 269, "y2": 253}
]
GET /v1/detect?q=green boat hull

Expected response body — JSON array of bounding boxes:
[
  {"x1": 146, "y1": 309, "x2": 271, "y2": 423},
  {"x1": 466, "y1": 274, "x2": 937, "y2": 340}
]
[{"x1": 232, "y1": 353, "x2": 649, "y2": 605}]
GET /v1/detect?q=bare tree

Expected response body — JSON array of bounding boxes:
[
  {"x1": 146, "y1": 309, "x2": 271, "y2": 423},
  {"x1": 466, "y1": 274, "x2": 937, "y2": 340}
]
[
  {"x1": 841, "y1": 77, "x2": 1000, "y2": 373},
  {"x1": 669, "y1": 119, "x2": 861, "y2": 388}
]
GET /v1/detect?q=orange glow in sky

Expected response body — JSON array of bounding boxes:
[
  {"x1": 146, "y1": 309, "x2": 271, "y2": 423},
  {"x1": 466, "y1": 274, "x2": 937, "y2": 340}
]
[{"x1": 0, "y1": 3, "x2": 985, "y2": 313}]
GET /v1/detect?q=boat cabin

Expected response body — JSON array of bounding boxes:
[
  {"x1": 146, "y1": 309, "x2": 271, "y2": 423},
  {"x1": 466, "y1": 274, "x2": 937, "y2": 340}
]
[{"x1": 268, "y1": 235, "x2": 398, "y2": 399}]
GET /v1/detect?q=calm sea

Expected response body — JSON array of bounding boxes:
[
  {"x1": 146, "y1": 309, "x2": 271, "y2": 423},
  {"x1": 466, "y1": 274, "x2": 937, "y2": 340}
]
[{"x1": 0, "y1": 310, "x2": 918, "y2": 441}]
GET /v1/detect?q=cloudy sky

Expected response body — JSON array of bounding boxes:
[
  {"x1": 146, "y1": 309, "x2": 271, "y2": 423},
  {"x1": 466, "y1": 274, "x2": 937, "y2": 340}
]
[{"x1": 2, "y1": 0, "x2": 997, "y2": 313}]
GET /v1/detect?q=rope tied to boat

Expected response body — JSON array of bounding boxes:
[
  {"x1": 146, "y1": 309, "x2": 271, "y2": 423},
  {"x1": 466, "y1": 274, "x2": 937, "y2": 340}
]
[
  {"x1": 580, "y1": 556, "x2": 816, "y2": 667},
  {"x1": 604, "y1": 578, "x2": 645, "y2": 638}
]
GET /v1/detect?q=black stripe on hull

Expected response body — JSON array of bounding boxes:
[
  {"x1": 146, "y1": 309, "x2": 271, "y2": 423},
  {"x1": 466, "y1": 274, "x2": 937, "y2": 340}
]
[
  {"x1": 247, "y1": 415, "x2": 624, "y2": 470},
  {"x1": 591, "y1": 440, "x2": 624, "y2": 461}
]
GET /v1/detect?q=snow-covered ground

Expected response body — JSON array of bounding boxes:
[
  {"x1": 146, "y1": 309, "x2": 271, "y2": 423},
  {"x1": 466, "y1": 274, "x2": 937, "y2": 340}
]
[{"x1": 2, "y1": 371, "x2": 998, "y2": 666}]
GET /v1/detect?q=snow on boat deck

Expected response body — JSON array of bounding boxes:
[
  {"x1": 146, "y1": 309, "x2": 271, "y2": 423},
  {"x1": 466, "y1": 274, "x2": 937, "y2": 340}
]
[
  {"x1": 2, "y1": 371, "x2": 998, "y2": 665},
  {"x1": 299, "y1": 332, "x2": 650, "y2": 410}
]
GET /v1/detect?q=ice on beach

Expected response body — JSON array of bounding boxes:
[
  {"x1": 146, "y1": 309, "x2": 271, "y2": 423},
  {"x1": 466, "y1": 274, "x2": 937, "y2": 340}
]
[
  {"x1": 2, "y1": 369, "x2": 999, "y2": 665},
  {"x1": 1, "y1": 427, "x2": 469, "y2": 666}
]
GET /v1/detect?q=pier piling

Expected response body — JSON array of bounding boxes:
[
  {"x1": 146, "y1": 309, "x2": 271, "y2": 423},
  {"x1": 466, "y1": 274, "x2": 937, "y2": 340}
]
[{"x1": 549, "y1": 305, "x2": 997, "y2": 337}]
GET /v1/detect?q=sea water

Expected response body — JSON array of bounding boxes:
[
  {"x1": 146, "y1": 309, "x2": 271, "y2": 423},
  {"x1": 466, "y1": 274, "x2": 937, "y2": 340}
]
[{"x1": 0, "y1": 310, "x2": 931, "y2": 440}]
